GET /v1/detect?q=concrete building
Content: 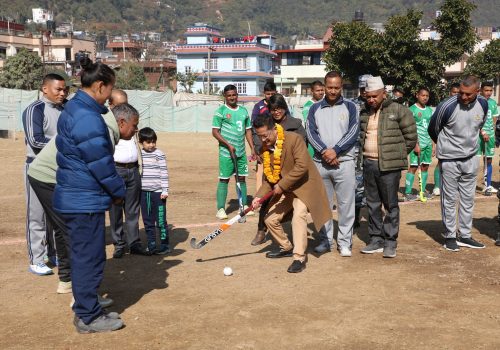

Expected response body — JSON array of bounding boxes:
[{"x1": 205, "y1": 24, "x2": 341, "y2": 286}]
[
  {"x1": 31, "y1": 8, "x2": 54, "y2": 24},
  {"x1": 273, "y1": 39, "x2": 327, "y2": 97},
  {"x1": 0, "y1": 31, "x2": 95, "y2": 74},
  {"x1": 176, "y1": 23, "x2": 276, "y2": 96}
]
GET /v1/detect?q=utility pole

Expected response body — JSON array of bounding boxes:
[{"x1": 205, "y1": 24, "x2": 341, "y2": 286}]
[{"x1": 206, "y1": 46, "x2": 216, "y2": 94}]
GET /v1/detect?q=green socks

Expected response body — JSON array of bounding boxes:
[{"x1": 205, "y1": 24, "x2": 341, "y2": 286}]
[
  {"x1": 421, "y1": 171, "x2": 428, "y2": 192},
  {"x1": 405, "y1": 173, "x2": 415, "y2": 194},
  {"x1": 216, "y1": 181, "x2": 228, "y2": 209},
  {"x1": 434, "y1": 167, "x2": 440, "y2": 189}
]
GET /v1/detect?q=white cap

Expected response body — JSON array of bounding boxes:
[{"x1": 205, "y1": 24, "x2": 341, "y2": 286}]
[{"x1": 365, "y1": 76, "x2": 385, "y2": 92}]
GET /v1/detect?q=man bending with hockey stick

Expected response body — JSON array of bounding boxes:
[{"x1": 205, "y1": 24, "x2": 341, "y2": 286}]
[{"x1": 252, "y1": 115, "x2": 330, "y2": 273}]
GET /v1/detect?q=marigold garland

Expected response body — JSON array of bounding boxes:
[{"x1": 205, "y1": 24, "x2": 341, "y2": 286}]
[{"x1": 262, "y1": 124, "x2": 284, "y2": 184}]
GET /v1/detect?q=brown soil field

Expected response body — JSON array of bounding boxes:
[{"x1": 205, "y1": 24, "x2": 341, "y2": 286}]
[{"x1": 0, "y1": 132, "x2": 499, "y2": 349}]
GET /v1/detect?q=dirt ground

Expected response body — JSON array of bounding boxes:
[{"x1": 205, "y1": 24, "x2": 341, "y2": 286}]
[{"x1": 0, "y1": 132, "x2": 499, "y2": 350}]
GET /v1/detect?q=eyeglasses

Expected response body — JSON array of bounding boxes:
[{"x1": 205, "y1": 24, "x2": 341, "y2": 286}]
[{"x1": 272, "y1": 107, "x2": 286, "y2": 113}]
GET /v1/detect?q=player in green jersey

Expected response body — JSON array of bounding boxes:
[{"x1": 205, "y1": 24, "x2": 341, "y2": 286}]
[
  {"x1": 478, "y1": 81, "x2": 499, "y2": 194},
  {"x1": 302, "y1": 81, "x2": 324, "y2": 157},
  {"x1": 212, "y1": 84, "x2": 256, "y2": 219},
  {"x1": 404, "y1": 87, "x2": 434, "y2": 201}
]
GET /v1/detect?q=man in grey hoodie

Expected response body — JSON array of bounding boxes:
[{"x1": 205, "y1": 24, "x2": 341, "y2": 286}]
[{"x1": 428, "y1": 75, "x2": 489, "y2": 251}]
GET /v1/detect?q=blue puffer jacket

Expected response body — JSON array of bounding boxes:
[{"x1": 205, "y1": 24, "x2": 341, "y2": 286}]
[{"x1": 54, "y1": 90, "x2": 125, "y2": 213}]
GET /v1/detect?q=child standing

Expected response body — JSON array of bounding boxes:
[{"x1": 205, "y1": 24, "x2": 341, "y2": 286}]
[{"x1": 138, "y1": 127, "x2": 170, "y2": 254}]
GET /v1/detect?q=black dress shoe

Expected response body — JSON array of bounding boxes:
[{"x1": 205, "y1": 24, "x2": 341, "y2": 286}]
[
  {"x1": 266, "y1": 249, "x2": 293, "y2": 258},
  {"x1": 113, "y1": 248, "x2": 125, "y2": 259},
  {"x1": 130, "y1": 244, "x2": 152, "y2": 256},
  {"x1": 287, "y1": 260, "x2": 305, "y2": 273}
]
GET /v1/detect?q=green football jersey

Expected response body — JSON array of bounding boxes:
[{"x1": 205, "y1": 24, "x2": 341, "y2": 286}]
[
  {"x1": 212, "y1": 104, "x2": 251, "y2": 158},
  {"x1": 409, "y1": 104, "x2": 433, "y2": 148},
  {"x1": 483, "y1": 98, "x2": 500, "y2": 135},
  {"x1": 302, "y1": 100, "x2": 314, "y2": 123}
]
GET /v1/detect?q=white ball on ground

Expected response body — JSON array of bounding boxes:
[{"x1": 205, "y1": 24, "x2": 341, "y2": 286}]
[{"x1": 223, "y1": 267, "x2": 233, "y2": 276}]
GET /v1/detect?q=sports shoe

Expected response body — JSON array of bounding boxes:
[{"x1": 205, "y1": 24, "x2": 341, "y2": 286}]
[
  {"x1": 147, "y1": 241, "x2": 158, "y2": 254},
  {"x1": 432, "y1": 187, "x2": 441, "y2": 196},
  {"x1": 57, "y1": 281, "x2": 72, "y2": 294},
  {"x1": 156, "y1": 244, "x2": 171, "y2": 255},
  {"x1": 287, "y1": 260, "x2": 306, "y2": 273},
  {"x1": 339, "y1": 246, "x2": 352, "y2": 257},
  {"x1": 383, "y1": 246, "x2": 397, "y2": 258},
  {"x1": 112, "y1": 247, "x2": 125, "y2": 259},
  {"x1": 443, "y1": 238, "x2": 460, "y2": 252},
  {"x1": 70, "y1": 295, "x2": 114, "y2": 308},
  {"x1": 314, "y1": 241, "x2": 331, "y2": 254},
  {"x1": 360, "y1": 241, "x2": 384, "y2": 254},
  {"x1": 457, "y1": 237, "x2": 485, "y2": 249},
  {"x1": 29, "y1": 262, "x2": 54, "y2": 276},
  {"x1": 73, "y1": 314, "x2": 124, "y2": 334},
  {"x1": 484, "y1": 186, "x2": 498, "y2": 194},
  {"x1": 216, "y1": 208, "x2": 228, "y2": 220},
  {"x1": 130, "y1": 244, "x2": 152, "y2": 256},
  {"x1": 403, "y1": 194, "x2": 418, "y2": 202},
  {"x1": 244, "y1": 205, "x2": 255, "y2": 216}
]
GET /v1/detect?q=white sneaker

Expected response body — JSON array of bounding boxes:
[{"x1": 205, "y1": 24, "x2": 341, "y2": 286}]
[
  {"x1": 29, "y1": 262, "x2": 53, "y2": 276},
  {"x1": 486, "y1": 186, "x2": 498, "y2": 193},
  {"x1": 244, "y1": 205, "x2": 255, "y2": 216},
  {"x1": 432, "y1": 188, "x2": 440, "y2": 196},
  {"x1": 339, "y1": 246, "x2": 352, "y2": 257},
  {"x1": 216, "y1": 208, "x2": 228, "y2": 220},
  {"x1": 57, "y1": 281, "x2": 72, "y2": 294},
  {"x1": 70, "y1": 295, "x2": 114, "y2": 308}
]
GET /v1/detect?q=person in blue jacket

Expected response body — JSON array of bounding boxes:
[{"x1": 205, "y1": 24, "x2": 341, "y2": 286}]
[{"x1": 54, "y1": 57, "x2": 126, "y2": 333}]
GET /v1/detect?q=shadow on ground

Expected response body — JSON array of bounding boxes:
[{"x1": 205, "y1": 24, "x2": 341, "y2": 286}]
[{"x1": 101, "y1": 255, "x2": 182, "y2": 314}]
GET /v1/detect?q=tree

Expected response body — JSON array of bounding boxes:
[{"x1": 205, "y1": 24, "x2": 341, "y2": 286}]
[
  {"x1": 175, "y1": 71, "x2": 198, "y2": 93},
  {"x1": 115, "y1": 62, "x2": 149, "y2": 90},
  {"x1": 323, "y1": 0, "x2": 478, "y2": 104},
  {"x1": 464, "y1": 39, "x2": 500, "y2": 81},
  {"x1": 0, "y1": 48, "x2": 44, "y2": 90}
]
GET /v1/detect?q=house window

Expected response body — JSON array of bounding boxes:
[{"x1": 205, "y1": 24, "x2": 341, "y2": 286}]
[
  {"x1": 233, "y1": 57, "x2": 248, "y2": 70},
  {"x1": 205, "y1": 58, "x2": 218, "y2": 70},
  {"x1": 65, "y1": 48, "x2": 72, "y2": 61},
  {"x1": 235, "y1": 82, "x2": 247, "y2": 94},
  {"x1": 185, "y1": 66, "x2": 192, "y2": 74},
  {"x1": 258, "y1": 56, "x2": 266, "y2": 71},
  {"x1": 203, "y1": 82, "x2": 219, "y2": 93}
]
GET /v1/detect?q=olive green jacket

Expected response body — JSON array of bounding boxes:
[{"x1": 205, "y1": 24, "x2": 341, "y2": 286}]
[{"x1": 359, "y1": 99, "x2": 417, "y2": 172}]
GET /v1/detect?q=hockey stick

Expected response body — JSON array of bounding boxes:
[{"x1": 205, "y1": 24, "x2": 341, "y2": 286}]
[
  {"x1": 417, "y1": 153, "x2": 427, "y2": 203},
  {"x1": 231, "y1": 153, "x2": 246, "y2": 223},
  {"x1": 190, "y1": 190, "x2": 274, "y2": 249}
]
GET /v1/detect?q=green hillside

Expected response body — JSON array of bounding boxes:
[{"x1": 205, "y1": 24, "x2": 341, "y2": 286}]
[{"x1": 1, "y1": 0, "x2": 498, "y2": 42}]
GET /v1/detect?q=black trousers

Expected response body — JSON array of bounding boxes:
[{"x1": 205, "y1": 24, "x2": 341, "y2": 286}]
[
  {"x1": 28, "y1": 176, "x2": 71, "y2": 282},
  {"x1": 110, "y1": 166, "x2": 141, "y2": 249},
  {"x1": 363, "y1": 159, "x2": 401, "y2": 248}
]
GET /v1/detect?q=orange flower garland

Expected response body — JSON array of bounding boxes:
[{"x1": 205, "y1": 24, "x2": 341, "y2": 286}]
[{"x1": 262, "y1": 124, "x2": 285, "y2": 184}]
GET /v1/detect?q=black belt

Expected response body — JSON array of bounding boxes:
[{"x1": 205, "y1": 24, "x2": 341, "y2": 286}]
[{"x1": 115, "y1": 161, "x2": 138, "y2": 169}]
